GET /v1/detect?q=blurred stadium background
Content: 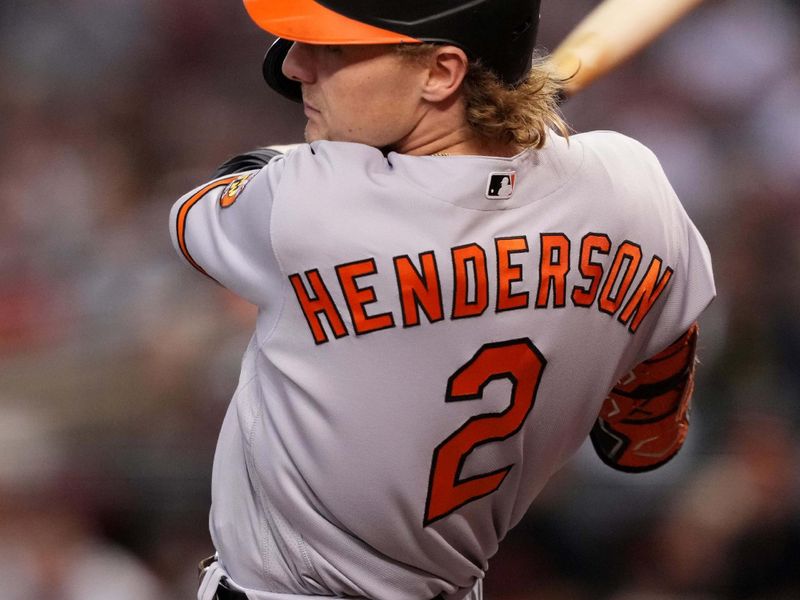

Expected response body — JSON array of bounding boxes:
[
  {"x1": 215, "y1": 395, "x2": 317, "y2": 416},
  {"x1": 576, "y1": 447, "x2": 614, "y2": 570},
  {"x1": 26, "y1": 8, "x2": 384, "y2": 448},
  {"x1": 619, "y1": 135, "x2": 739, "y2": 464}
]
[{"x1": 0, "y1": 0, "x2": 798, "y2": 598}]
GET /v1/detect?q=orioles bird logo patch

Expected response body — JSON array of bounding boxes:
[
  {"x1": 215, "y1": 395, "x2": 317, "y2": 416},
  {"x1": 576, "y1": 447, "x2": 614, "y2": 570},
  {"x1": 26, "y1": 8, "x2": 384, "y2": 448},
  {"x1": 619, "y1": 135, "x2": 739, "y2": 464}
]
[{"x1": 220, "y1": 173, "x2": 254, "y2": 208}]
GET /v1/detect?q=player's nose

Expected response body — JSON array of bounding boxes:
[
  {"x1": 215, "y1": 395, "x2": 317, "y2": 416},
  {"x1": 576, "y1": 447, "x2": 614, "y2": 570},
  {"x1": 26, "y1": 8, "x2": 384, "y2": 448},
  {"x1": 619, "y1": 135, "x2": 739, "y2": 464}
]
[{"x1": 283, "y1": 42, "x2": 315, "y2": 85}]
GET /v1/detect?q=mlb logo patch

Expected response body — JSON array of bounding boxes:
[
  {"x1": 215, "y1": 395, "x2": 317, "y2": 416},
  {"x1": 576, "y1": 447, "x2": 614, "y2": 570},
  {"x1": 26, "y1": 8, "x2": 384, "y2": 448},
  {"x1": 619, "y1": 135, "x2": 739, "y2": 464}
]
[{"x1": 486, "y1": 171, "x2": 517, "y2": 199}]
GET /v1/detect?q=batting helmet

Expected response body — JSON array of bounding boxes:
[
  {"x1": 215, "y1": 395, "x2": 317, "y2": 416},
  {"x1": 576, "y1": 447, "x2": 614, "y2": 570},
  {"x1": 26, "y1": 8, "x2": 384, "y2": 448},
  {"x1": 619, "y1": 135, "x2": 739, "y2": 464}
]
[{"x1": 243, "y1": 0, "x2": 542, "y2": 102}]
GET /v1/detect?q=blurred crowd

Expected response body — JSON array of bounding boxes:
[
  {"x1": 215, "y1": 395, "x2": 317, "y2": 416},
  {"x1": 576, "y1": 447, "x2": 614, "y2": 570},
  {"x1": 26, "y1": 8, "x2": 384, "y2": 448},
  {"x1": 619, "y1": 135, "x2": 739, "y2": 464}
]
[{"x1": 0, "y1": 1, "x2": 798, "y2": 599}]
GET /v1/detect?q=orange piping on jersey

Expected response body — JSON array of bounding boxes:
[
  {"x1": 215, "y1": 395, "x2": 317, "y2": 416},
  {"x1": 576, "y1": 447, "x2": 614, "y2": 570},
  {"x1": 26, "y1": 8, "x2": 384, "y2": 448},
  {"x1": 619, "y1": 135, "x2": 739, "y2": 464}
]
[
  {"x1": 243, "y1": 0, "x2": 420, "y2": 45},
  {"x1": 176, "y1": 176, "x2": 239, "y2": 282}
]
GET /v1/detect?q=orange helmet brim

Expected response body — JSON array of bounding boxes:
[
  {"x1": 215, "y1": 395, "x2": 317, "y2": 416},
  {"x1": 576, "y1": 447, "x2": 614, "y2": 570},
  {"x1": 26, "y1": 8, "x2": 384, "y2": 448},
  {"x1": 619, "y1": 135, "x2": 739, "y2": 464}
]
[{"x1": 243, "y1": 0, "x2": 420, "y2": 45}]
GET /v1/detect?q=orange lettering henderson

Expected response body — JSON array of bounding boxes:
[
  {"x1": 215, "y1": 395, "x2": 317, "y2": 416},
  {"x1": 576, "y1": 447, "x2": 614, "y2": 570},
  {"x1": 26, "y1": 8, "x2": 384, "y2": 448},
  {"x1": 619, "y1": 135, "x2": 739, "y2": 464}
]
[{"x1": 288, "y1": 232, "x2": 674, "y2": 345}]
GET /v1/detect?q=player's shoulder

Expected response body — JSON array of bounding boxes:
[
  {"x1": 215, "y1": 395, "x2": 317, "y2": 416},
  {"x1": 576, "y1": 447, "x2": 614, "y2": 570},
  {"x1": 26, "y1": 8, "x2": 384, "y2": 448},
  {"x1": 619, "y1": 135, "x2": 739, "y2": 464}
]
[
  {"x1": 569, "y1": 129, "x2": 672, "y2": 195},
  {"x1": 279, "y1": 140, "x2": 390, "y2": 173},
  {"x1": 572, "y1": 130, "x2": 659, "y2": 164},
  {"x1": 570, "y1": 129, "x2": 655, "y2": 158},
  {"x1": 564, "y1": 130, "x2": 685, "y2": 223}
]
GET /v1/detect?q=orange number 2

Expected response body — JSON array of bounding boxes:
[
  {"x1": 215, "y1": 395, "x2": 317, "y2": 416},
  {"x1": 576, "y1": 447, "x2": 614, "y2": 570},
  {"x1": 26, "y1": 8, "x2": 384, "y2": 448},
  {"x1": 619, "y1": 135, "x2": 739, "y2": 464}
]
[{"x1": 424, "y1": 338, "x2": 546, "y2": 526}]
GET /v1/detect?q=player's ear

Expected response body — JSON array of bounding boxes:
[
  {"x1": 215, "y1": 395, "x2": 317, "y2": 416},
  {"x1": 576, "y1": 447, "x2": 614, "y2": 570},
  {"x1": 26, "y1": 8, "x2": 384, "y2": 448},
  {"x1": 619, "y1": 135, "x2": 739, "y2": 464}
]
[{"x1": 420, "y1": 45, "x2": 469, "y2": 103}]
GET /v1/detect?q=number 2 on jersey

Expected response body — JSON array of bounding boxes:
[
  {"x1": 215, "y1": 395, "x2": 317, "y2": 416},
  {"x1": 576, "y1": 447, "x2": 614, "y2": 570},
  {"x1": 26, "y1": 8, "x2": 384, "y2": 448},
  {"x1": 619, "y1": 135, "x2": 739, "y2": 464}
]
[{"x1": 424, "y1": 338, "x2": 546, "y2": 526}]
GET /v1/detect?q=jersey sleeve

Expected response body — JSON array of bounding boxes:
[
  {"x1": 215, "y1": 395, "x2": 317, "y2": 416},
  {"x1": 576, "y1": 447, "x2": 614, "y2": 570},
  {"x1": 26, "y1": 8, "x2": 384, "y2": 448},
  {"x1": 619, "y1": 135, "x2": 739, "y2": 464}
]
[
  {"x1": 169, "y1": 157, "x2": 287, "y2": 307},
  {"x1": 589, "y1": 135, "x2": 715, "y2": 472},
  {"x1": 632, "y1": 141, "x2": 716, "y2": 361}
]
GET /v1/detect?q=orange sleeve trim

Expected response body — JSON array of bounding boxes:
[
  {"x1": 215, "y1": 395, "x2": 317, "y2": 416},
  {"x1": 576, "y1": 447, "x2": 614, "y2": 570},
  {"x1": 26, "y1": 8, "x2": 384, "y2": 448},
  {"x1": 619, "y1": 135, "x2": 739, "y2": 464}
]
[{"x1": 175, "y1": 176, "x2": 239, "y2": 281}]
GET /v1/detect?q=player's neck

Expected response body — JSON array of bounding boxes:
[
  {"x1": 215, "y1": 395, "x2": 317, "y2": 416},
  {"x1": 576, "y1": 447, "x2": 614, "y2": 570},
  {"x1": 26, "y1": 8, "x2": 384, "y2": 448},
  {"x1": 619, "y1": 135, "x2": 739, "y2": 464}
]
[
  {"x1": 390, "y1": 107, "x2": 521, "y2": 158},
  {"x1": 405, "y1": 135, "x2": 520, "y2": 158}
]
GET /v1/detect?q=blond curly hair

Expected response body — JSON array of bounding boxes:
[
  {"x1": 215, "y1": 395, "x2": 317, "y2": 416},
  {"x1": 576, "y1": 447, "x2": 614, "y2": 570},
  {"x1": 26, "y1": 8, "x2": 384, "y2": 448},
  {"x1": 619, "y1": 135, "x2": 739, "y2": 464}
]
[{"x1": 397, "y1": 44, "x2": 570, "y2": 149}]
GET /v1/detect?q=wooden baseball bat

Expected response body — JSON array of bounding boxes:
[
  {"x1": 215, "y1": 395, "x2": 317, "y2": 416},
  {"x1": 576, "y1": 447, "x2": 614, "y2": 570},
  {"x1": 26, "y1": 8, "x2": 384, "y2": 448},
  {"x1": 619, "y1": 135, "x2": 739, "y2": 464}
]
[{"x1": 549, "y1": 0, "x2": 706, "y2": 96}]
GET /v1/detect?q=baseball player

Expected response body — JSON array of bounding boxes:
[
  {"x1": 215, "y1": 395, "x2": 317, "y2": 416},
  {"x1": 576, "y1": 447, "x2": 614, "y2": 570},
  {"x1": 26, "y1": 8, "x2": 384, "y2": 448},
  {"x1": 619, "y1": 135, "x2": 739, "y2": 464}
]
[{"x1": 171, "y1": 2, "x2": 716, "y2": 599}]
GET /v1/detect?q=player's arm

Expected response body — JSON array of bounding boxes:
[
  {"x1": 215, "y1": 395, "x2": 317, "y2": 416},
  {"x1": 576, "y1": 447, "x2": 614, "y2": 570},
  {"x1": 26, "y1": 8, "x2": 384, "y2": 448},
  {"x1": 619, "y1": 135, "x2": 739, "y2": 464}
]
[
  {"x1": 169, "y1": 149, "x2": 290, "y2": 306},
  {"x1": 590, "y1": 323, "x2": 699, "y2": 472}
]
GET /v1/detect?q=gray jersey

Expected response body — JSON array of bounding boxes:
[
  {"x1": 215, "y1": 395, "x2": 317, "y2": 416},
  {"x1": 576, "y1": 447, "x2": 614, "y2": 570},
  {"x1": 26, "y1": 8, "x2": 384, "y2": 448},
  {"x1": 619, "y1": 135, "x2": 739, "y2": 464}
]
[{"x1": 171, "y1": 131, "x2": 715, "y2": 600}]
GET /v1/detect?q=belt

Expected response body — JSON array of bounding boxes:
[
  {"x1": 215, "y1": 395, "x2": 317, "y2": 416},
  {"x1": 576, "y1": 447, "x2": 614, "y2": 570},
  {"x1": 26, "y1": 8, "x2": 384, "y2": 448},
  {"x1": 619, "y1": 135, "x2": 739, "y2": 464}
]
[
  {"x1": 214, "y1": 578, "x2": 249, "y2": 600},
  {"x1": 199, "y1": 555, "x2": 248, "y2": 600},
  {"x1": 199, "y1": 555, "x2": 445, "y2": 600}
]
